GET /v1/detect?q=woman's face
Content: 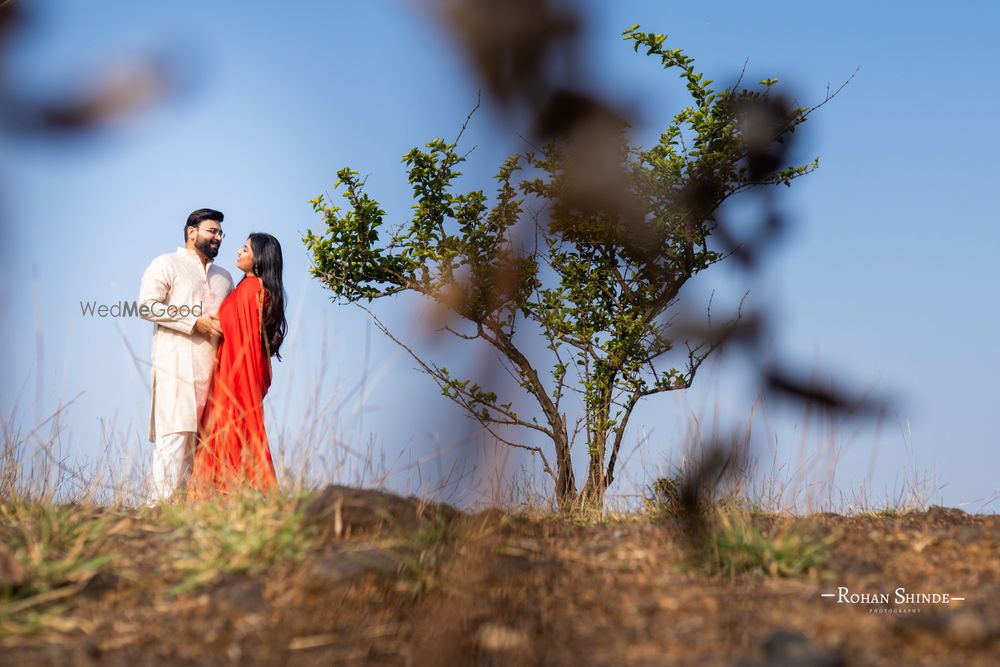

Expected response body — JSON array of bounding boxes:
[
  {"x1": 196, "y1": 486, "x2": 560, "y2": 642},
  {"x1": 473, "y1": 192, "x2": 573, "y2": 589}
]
[{"x1": 236, "y1": 238, "x2": 255, "y2": 274}]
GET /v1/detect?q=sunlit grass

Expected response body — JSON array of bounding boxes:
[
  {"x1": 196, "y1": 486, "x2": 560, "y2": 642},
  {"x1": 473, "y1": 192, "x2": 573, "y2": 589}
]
[
  {"x1": 0, "y1": 501, "x2": 118, "y2": 637},
  {"x1": 710, "y1": 510, "x2": 831, "y2": 579},
  {"x1": 156, "y1": 487, "x2": 319, "y2": 596},
  {"x1": 0, "y1": 501, "x2": 115, "y2": 601}
]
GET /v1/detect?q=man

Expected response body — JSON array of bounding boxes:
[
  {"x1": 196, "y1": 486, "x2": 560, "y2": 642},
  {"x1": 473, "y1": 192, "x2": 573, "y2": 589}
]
[{"x1": 139, "y1": 208, "x2": 234, "y2": 503}]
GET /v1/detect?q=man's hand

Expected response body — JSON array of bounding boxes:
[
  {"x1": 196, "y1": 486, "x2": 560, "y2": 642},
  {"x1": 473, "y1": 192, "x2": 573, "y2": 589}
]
[{"x1": 194, "y1": 314, "x2": 223, "y2": 340}]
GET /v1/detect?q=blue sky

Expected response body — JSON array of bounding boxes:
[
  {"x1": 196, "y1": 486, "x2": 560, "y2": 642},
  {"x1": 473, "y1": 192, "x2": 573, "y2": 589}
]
[{"x1": 2, "y1": 1, "x2": 997, "y2": 510}]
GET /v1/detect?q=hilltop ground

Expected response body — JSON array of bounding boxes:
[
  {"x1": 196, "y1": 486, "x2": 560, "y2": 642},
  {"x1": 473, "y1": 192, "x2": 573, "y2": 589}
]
[{"x1": 1, "y1": 486, "x2": 998, "y2": 666}]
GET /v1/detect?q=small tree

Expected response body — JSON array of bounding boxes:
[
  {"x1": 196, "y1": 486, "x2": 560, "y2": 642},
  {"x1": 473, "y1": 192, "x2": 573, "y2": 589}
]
[{"x1": 305, "y1": 26, "x2": 827, "y2": 511}]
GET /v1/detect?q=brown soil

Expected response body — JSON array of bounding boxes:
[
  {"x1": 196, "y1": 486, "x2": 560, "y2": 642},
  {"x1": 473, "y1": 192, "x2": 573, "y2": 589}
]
[{"x1": 2, "y1": 487, "x2": 998, "y2": 667}]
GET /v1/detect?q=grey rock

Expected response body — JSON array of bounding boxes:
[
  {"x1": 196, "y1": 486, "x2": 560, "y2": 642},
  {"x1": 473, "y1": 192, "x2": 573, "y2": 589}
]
[
  {"x1": 734, "y1": 629, "x2": 843, "y2": 667},
  {"x1": 79, "y1": 571, "x2": 121, "y2": 599},
  {"x1": 210, "y1": 574, "x2": 267, "y2": 615},
  {"x1": 923, "y1": 505, "x2": 970, "y2": 524},
  {"x1": 298, "y1": 485, "x2": 462, "y2": 535},
  {"x1": 310, "y1": 547, "x2": 404, "y2": 585},
  {"x1": 895, "y1": 610, "x2": 999, "y2": 647}
]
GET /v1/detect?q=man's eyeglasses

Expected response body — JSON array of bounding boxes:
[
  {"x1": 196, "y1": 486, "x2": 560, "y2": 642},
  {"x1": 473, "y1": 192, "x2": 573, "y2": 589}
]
[{"x1": 197, "y1": 226, "x2": 225, "y2": 239}]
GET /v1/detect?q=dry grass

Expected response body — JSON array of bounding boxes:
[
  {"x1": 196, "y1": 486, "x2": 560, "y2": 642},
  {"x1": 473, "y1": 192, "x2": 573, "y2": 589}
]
[{"x1": 2, "y1": 361, "x2": 998, "y2": 663}]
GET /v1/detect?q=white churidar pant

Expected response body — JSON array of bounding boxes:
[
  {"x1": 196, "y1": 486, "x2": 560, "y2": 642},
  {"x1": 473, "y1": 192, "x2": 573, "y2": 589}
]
[{"x1": 148, "y1": 431, "x2": 197, "y2": 502}]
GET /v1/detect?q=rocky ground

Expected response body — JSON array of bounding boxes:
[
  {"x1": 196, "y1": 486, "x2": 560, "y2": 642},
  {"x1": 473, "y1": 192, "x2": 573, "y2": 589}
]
[{"x1": 1, "y1": 486, "x2": 998, "y2": 666}]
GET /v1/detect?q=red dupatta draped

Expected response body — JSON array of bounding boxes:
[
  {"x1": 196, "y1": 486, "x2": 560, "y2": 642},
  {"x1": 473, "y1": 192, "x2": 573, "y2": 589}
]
[{"x1": 188, "y1": 275, "x2": 276, "y2": 498}]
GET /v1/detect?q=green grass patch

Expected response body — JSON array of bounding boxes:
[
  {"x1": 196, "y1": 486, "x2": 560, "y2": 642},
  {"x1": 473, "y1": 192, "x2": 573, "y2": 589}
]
[
  {"x1": 1, "y1": 501, "x2": 118, "y2": 636},
  {"x1": 0, "y1": 502, "x2": 114, "y2": 601},
  {"x1": 157, "y1": 488, "x2": 318, "y2": 595},
  {"x1": 710, "y1": 511, "x2": 830, "y2": 578}
]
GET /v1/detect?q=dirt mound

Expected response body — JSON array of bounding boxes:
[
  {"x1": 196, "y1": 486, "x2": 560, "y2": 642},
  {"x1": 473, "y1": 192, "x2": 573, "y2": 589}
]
[{"x1": 1, "y1": 489, "x2": 998, "y2": 666}]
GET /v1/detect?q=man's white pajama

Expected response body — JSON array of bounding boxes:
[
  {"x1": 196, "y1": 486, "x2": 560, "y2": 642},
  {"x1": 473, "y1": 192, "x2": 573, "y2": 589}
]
[{"x1": 148, "y1": 431, "x2": 196, "y2": 502}]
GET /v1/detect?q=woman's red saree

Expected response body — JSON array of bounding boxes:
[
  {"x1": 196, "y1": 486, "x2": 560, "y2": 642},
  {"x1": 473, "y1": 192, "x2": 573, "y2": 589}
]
[{"x1": 188, "y1": 275, "x2": 277, "y2": 498}]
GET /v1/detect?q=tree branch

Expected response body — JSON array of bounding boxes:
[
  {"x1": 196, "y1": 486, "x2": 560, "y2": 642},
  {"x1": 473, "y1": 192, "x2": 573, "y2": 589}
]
[
  {"x1": 606, "y1": 387, "x2": 642, "y2": 485},
  {"x1": 356, "y1": 304, "x2": 554, "y2": 441},
  {"x1": 477, "y1": 317, "x2": 563, "y2": 435}
]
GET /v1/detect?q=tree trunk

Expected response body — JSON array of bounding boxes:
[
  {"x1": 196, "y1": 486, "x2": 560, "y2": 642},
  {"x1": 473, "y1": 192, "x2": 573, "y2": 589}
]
[
  {"x1": 578, "y1": 446, "x2": 607, "y2": 511},
  {"x1": 576, "y1": 399, "x2": 610, "y2": 511},
  {"x1": 552, "y1": 414, "x2": 577, "y2": 512}
]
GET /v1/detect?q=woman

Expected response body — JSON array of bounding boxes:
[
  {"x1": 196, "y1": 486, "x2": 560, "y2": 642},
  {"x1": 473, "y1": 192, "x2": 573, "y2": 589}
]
[{"x1": 188, "y1": 232, "x2": 287, "y2": 498}]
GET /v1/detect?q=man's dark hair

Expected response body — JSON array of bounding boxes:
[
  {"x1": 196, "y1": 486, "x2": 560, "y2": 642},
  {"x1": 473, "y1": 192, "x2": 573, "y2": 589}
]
[{"x1": 184, "y1": 208, "x2": 224, "y2": 241}]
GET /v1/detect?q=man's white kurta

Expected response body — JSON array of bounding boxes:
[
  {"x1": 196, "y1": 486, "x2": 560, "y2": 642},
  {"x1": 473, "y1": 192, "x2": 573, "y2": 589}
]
[{"x1": 139, "y1": 247, "x2": 233, "y2": 442}]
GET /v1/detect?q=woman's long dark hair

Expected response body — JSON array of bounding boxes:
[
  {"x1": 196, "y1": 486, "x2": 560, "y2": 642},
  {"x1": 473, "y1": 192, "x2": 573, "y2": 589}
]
[{"x1": 248, "y1": 232, "x2": 287, "y2": 361}]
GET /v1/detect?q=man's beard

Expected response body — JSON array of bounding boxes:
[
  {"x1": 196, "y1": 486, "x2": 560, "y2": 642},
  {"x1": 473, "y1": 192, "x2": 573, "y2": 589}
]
[{"x1": 195, "y1": 237, "x2": 220, "y2": 259}]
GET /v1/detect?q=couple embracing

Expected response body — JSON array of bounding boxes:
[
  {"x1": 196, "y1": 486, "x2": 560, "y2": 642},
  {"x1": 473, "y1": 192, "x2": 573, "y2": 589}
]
[{"x1": 138, "y1": 208, "x2": 287, "y2": 504}]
